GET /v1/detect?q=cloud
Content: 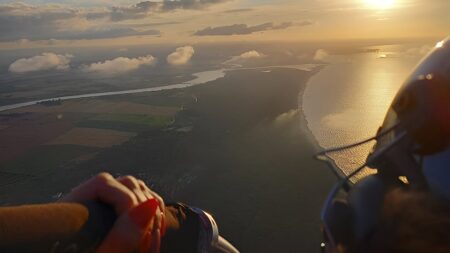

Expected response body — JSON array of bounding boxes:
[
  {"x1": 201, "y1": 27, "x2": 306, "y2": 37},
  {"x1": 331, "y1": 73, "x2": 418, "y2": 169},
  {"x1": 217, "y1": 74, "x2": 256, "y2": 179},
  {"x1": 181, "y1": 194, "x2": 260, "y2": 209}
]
[
  {"x1": 223, "y1": 8, "x2": 253, "y2": 13},
  {"x1": 107, "y1": 1, "x2": 159, "y2": 21},
  {"x1": 42, "y1": 38, "x2": 60, "y2": 45},
  {"x1": 59, "y1": 27, "x2": 160, "y2": 40},
  {"x1": 297, "y1": 20, "x2": 314, "y2": 26},
  {"x1": 239, "y1": 50, "x2": 266, "y2": 59},
  {"x1": 222, "y1": 50, "x2": 266, "y2": 67},
  {"x1": 104, "y1": 0, "x2": 232, "y2": 21},
  {"x1": 167, "y1": 46, "x2": 195, "y2": 65},
  {"x1": 131, "y1": 21, "x2": 182, "y2": 27},
  {"x1": 159, "y1": 0, "x2": 232, "y2": 11},
  {"x1": 16, "y1": 38, "x2": 30, "y2": 45},
  {"x1": 0, "y1": 1, "x2": 230, "y2": 41},
  {"x1": 9, "y1": 53, "x2": 73, "y2": 73},
  {"x1": 0, "y1": 2, "x2": 161, "y2": 41},
  {"x1": 0, "y1": 3, "x2": 81, "y2": 41},
  {"x1": 313, "y1": 49, "x2": 329, "y2": 61},
  {"x1": 82, "y1": 55, "x2": 157, "y2": 75},
  {"x1": 194, "y1": 22, "x2": 298, "y2": 36}
]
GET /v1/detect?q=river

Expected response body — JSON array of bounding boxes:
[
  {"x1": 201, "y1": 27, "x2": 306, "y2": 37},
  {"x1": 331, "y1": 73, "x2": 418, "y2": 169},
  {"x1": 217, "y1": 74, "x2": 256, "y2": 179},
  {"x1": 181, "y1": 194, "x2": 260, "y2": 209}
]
[
  {"x1": 0, "y1": 69, "x2": 226, "y2": 112},
  {"x1": 0, "y1": 64, "x2": 319, "y2": 113}
]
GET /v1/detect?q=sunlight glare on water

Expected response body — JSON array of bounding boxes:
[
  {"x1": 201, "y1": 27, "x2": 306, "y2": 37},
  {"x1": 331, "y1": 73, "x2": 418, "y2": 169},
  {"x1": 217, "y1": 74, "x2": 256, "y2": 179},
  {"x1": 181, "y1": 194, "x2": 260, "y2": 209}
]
[{"x1": 303, "y1": 47, "x2": 423, "y2": 177}]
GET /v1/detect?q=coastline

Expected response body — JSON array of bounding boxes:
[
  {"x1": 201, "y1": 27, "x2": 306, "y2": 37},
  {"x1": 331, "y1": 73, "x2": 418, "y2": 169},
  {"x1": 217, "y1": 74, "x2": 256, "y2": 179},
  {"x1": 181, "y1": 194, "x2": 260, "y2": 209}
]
[
  {"x1": 168, "y1": 67, "x2": 336, "y2": 252},
  {"x1": 298, "y1": 65, "x2": 327, "y2": 153},
  {"x1": 0, "y1": 67, "x2": 335, "y2": 252},
  {"x1": 299, "y1": 65, "x2": 346, "y2": 180}
]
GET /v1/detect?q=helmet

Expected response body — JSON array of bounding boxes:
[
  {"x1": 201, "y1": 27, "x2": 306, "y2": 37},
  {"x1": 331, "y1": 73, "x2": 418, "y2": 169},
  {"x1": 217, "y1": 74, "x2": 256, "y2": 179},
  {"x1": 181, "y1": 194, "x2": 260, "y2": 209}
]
[
  {"x1": 319, "y1": 37, "x2": 450, "y2": 253},
  {"x1": 368, "y1": 37, "x2": 450, "y2": 199}
]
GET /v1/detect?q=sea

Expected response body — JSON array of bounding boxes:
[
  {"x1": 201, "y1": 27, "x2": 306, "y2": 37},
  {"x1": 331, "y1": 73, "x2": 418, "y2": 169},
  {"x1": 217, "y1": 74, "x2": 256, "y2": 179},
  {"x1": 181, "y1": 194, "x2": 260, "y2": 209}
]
[{"x1": 302, "y1": 44, "x2": 429, "y2": 177}]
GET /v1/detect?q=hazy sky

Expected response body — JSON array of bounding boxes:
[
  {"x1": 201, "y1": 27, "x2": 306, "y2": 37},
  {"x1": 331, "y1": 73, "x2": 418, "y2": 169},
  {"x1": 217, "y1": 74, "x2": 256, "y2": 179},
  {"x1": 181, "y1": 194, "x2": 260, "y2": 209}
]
[{"x1": 0, "y1": 0, "x2": 448, "y2": 49}]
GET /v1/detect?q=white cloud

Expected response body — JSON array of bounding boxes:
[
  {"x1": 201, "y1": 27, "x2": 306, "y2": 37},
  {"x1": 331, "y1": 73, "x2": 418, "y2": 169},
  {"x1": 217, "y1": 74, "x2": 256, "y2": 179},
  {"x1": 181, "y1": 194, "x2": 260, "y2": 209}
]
[
  {"x1": 82, "y1": 55, "x2": 157, "y2": 75},
  {"x1": 314, "y1": 49, "x2": 329, "y2": 61},
  {"x1": 9, "y1": 53, "x2": 73, "y2": 73},
  {"x1": 239, "y1": 50, "x2": 266, "y2": 59},
  {"x1": 167, "y1": 46, "x2": 194, "y2": 65},
  {"x1": 222, "y1": 50, "x2": 266, "y2": 67},
  {"x1": 16, "y1": 38, "x2": 30, "y2": 45}
]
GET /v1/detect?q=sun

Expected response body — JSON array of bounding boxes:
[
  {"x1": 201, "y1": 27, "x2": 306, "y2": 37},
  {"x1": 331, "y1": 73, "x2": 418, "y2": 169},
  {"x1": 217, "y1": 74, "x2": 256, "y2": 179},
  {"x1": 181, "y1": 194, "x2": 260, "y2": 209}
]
[{"x1": 364, "y1": 0, "x2": 395, "y2": 9}]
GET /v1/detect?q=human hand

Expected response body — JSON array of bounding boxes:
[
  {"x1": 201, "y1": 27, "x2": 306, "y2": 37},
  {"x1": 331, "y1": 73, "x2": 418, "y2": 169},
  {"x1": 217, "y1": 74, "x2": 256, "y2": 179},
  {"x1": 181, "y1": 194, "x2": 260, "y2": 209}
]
[{"x1": 62, "y1": 172, "x2": 165, "y2": 253}]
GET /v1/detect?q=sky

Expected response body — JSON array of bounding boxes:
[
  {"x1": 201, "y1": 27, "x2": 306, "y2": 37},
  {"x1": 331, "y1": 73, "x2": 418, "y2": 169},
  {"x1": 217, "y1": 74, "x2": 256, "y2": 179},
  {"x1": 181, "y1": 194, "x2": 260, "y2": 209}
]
[{"x1": 0, "y1": 0, "x2": 448, "y2": 49}]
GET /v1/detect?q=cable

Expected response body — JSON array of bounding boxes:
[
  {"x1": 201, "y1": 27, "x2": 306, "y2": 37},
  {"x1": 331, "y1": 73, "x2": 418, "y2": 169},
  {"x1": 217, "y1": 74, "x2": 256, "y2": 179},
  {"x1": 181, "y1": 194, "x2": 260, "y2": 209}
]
[
  {"x1": 314, "y1": 123, "x2": 404, "y2": 181},
  {"x1": 315, "y1": 123, "x2": 400, "y2": 157}
]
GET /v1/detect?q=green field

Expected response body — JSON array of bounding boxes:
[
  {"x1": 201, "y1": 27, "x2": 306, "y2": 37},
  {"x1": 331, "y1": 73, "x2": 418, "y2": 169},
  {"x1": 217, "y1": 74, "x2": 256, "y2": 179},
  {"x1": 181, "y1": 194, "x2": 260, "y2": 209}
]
[
  {"x1": 104, "y1": 91, "x2": 194, "y2": 107},
  {"x1": 77, "y1": 114, "x2": 173, "y2": 132}
]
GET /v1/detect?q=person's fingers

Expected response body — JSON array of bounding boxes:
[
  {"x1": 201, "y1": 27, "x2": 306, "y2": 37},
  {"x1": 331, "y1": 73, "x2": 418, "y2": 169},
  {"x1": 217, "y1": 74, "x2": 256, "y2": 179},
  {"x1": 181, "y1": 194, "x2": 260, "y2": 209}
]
[
  {"x1": 149, "y1": 190, "x2": 165, "y2": 214},
  {"x1": 138, "y1": 180, "x2": 154, "y2": 200},
  {"x1": 118, "y1": 176, "x2": 148, "y2": 203},
  {"x1": 149, "y1": 229, "x2": 161, "y2": 253},
  {"x1": 153, "y1": 209, "x2": 162, "y2": 231},
  {"x1": 136, "y1": 179, "x2": 166, "y2": 236},
  {"x1": 140, "y1": 231, "x2": 152, "y2": 253},
  {"x1": 97, "y1": 199, "x2": 159, "y2": 253},
  {"x1": 137, "y1": 180, "x2": 165, "y2": 214},
  {"x1": 151, "y1": 209, "x2": 162, "y2": 252},
  {"x1": 63, "y1": 172, "x2": 138, "y2": 214}
]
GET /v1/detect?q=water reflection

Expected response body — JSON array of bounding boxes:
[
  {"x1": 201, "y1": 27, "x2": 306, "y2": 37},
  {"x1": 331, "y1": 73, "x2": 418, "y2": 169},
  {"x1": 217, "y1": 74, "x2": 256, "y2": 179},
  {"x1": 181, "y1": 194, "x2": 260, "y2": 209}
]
[{"x1": 303, "y1": 50, "x2": 422, "y2": 176}]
